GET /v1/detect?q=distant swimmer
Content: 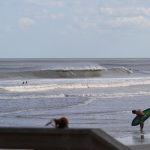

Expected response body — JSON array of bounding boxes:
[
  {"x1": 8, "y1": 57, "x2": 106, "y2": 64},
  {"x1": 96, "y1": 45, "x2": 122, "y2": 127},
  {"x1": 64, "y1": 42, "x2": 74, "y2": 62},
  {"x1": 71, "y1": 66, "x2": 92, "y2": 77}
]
[
  {"x1": 22, "y1": 81, "x2": 28, "y2": 85},
  {"x1": 45, "y1": 117, "x2": 69, "y2": 128}
]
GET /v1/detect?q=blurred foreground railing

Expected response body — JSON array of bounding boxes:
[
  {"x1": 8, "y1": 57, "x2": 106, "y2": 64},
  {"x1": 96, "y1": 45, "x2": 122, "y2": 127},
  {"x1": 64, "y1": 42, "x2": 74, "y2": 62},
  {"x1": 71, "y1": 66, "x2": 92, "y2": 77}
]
[{"x1": 0, "y1": 127, "x2": 131, "y2": 150}]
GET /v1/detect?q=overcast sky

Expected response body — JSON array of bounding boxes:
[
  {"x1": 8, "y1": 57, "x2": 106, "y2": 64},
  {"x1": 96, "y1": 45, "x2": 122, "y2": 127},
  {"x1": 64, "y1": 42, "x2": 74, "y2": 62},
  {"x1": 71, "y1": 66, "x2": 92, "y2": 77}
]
[{"x1": 1, "y1": 0, "x2": 150, "y2": 58}]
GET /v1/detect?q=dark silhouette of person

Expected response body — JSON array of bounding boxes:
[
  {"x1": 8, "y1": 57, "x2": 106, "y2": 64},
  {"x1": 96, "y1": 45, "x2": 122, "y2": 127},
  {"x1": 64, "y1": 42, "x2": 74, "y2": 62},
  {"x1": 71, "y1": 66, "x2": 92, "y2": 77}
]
[
  {"x1": 45, "y1": 117, "x2": 69, "y2": 128},
  {"x1": 132, "y1": 109, "x2": 145, "y2": 133}
]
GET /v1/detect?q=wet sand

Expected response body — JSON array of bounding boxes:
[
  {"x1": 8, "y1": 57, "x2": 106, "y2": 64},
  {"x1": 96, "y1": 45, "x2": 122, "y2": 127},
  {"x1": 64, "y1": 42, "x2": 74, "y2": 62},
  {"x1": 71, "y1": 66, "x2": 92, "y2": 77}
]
[
  {"x1": 116, "y1": 132, "x2": 150, "y2": 150},
  {"x1": 129, "y1": 144, "x2": 150, "y2": 150}
]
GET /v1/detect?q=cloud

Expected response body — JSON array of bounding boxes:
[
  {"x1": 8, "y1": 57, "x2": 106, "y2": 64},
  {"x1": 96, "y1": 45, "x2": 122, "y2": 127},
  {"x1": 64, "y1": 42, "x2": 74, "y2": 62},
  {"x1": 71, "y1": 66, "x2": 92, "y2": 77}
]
[
  {"x1": 27, "y1": 0, "x2": 64, "y2": 7},
  {"x1": 33, "y1": 12, "x2": 64, "y2": 22},
  {"x1": 22, "y1": 0, "x2": 65, "y2": 22},
  {"x1": 100, "y1": 6, "x2": 150, "y2": 17},
  {"x1": 49, "y1": 13, "x2": 64, "y2": 20},
  {"x1": 18, "y1": 17, "x2": 34, "y2": 29},
  {"x1": 110, "y1": 16, "x2": 150, "y2": 28},
  {"x1": 0, "y1": 24, "x2": 13, "y2": 32},
  {"x1": 7, "y1": 0, "x2": 150, "y2": 33},
  {"x1": 99, "y1": 6, "x2": 150, "y2": 29},
  {"x1": 79, "y1": 21, "x2": 97, "y2": 30},
  {"x1": 71, "y1": 3, "x2": 150, "y2": 33}
]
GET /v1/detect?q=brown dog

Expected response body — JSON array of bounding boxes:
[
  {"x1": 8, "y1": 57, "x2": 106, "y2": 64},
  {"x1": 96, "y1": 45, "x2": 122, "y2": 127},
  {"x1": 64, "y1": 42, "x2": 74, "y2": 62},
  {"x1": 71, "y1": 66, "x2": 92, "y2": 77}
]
[{"x1": 45, "y1": 117, "x2": 69, "y2": 128}]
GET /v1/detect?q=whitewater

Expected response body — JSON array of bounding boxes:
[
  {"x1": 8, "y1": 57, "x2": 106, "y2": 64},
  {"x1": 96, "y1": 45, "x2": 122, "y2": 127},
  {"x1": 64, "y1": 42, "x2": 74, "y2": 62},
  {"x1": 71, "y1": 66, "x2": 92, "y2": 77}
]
[{"x1": 0, "y1": 58, "x2": 150, "y2": 140}]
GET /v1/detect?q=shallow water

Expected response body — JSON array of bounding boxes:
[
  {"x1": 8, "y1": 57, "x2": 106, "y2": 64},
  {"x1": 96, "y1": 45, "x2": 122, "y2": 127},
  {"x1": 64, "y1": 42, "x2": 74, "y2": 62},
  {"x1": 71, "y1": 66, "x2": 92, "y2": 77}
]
[{"x1": 117, "y1": 132, "x2": 150, "y2": 145}]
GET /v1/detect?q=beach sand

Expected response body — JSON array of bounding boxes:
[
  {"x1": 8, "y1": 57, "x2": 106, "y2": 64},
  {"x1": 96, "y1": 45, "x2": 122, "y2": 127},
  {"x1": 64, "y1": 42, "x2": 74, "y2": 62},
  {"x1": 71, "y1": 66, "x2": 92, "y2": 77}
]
[
  {"x1": 117, "y1": 132, "x2": 150, "y2": 150},
  {"x1": 129, "y1": 144, "x2": 150, "y2": 150}
]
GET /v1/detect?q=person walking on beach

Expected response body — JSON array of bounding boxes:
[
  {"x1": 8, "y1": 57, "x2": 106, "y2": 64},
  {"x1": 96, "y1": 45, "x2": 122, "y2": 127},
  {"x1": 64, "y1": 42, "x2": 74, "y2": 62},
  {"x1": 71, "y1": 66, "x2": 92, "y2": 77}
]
[
  {"x1": 132, "y1": 109, "x2": 145, "y2": 133},
  {"x1": 45, "y1": 117, "x2": 69, "y2": 128}
]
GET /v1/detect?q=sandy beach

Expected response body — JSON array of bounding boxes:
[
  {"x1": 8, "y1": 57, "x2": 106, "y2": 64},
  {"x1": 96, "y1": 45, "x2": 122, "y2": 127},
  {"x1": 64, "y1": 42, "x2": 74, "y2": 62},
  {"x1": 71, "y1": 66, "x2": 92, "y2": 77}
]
[
  {"x1": 130, "y1": 144, "x2": 150, "y2": 150},
  {"x1": 117, "y1": 132, "x2": 150, "y2": 150}
]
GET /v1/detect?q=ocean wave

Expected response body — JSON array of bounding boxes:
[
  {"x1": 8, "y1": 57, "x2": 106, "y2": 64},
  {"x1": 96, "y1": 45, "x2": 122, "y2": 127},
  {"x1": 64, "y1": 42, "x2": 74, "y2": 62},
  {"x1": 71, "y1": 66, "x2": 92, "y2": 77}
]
[
  {"x1": 0, "y1": 66, "x2": 133, "y2": 79},
  {"x1": 2, "y1": 77, "x2": 150, "y2": 93},
  {"x1": 80, "y1": 91, "x2": 150, "y2": 98},
  {"x1": 0, "y1": 94, "x2": 66, "y2": 100},
  {"x1": 108, "y1": 67, "x2": 133, "y2": 74}
]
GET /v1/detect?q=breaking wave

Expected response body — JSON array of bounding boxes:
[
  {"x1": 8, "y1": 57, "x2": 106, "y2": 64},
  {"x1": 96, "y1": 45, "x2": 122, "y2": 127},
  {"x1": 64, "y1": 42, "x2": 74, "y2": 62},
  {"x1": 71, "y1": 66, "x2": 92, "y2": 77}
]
[
  {"x1": 0, "y1": 66, "x2": 133, "y2": 79},
  {"x1": 2, "y1": 77, "x2": 150, "y2": 93}
]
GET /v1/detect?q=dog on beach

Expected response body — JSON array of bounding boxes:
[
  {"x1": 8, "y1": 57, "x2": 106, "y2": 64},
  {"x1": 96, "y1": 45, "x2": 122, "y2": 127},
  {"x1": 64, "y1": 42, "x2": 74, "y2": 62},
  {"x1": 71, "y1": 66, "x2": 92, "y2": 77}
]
[{"x1": 45, "y1": 117, "x2": 69, "y2": 128}]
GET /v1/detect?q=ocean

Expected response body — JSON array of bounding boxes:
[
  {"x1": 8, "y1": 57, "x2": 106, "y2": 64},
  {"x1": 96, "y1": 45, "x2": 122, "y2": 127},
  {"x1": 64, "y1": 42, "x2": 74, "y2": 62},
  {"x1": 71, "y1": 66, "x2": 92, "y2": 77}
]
[{"x1": 0, "y1": 58, "x2": 150, "y2": 139}]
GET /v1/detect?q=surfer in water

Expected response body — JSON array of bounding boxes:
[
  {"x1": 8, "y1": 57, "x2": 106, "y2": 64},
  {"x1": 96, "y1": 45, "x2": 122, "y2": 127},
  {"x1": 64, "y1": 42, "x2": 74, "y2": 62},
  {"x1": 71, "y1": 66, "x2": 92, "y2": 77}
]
[
  {"x1": 132, "y1": 109, "x2": 145, "y2": 133},
  {"x1": 45, "y1": 117, "x2": 69, "y2": 128}
]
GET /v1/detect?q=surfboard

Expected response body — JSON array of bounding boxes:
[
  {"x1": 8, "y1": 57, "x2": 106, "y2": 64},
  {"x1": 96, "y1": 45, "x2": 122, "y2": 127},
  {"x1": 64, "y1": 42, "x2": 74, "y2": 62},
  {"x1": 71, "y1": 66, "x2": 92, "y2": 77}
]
[{"x1": 132, "y1": 108, "x2": 150, "y2": 126}]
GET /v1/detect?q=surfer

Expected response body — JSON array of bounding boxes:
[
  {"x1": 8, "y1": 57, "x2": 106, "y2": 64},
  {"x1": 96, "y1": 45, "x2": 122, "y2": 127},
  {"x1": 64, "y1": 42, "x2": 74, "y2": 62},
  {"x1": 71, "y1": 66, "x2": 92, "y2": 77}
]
[
  {"x1": 45, "y1": 117, "x2": 69, "y2": 128},
  {"x1": 132, "y1": 109, "x2": 145, "y2": 132}
]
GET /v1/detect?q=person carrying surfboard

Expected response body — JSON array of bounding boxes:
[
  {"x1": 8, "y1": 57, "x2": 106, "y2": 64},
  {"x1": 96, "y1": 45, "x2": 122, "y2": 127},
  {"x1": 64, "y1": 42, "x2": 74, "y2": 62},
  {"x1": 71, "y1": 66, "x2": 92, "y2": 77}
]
[{"x1": 132, "y1": 109, "x2": 145, "y2": 132}]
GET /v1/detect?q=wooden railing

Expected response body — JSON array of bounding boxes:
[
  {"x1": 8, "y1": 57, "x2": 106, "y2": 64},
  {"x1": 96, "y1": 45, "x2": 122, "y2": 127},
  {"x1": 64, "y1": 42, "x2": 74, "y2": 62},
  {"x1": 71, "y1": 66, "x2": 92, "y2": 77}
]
[{"x1": 0, "y1": 127, "x2": 131, "y2": 150}]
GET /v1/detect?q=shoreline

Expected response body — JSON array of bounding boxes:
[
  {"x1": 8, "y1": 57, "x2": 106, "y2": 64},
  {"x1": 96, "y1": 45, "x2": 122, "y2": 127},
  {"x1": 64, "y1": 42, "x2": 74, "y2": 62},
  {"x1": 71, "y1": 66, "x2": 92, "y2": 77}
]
[
  {"x1": 129, "y1": 144, "x2": 150, "y2": 150},
  {"x1": 117, "y1": 133, "x2": 150, "y2": 150}
]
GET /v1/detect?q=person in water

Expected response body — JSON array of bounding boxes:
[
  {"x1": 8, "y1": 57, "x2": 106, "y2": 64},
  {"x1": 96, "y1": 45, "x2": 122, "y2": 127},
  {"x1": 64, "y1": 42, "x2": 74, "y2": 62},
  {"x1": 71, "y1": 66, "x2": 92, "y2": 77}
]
[
  {"x1": 132, "y1": 109, "x2": 145, "y2": 132},
  {"x1": 45, "y1": 117, "x2": 69, "y2": 128}
]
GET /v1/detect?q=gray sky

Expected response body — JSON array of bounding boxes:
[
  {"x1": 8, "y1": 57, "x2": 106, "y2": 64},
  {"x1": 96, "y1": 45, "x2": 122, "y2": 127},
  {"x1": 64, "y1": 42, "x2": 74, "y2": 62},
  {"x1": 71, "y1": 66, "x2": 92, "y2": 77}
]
[{"x1": 1, "y1": 0, "x2": 150, "y2": 58}]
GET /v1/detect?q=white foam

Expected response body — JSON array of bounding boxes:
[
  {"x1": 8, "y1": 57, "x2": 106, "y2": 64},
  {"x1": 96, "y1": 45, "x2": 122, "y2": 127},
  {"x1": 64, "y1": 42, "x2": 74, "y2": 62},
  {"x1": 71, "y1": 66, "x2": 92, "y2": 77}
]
[
  {"x1": 3, "y1": 77, "x2": 150, "y2": 92},
  {"x1": 0, "y1": 94, "x2": 65, "y2": 100},
  {"x1": 81, "y1": 91, "x2": 150, "y2": 99},
  {"x1": 48, "y1": 63, "x2": 106, "y2": 70},
  {"x1": 109, "y1": 66, "x2": 133, "y2": 73}
]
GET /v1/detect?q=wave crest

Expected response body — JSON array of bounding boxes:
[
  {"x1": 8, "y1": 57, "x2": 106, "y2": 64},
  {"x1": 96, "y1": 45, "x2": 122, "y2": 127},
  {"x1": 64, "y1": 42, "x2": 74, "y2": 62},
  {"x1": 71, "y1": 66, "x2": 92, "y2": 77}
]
[{"x1": 0, "y1": 66, "x2": 134, "y2": 79}]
